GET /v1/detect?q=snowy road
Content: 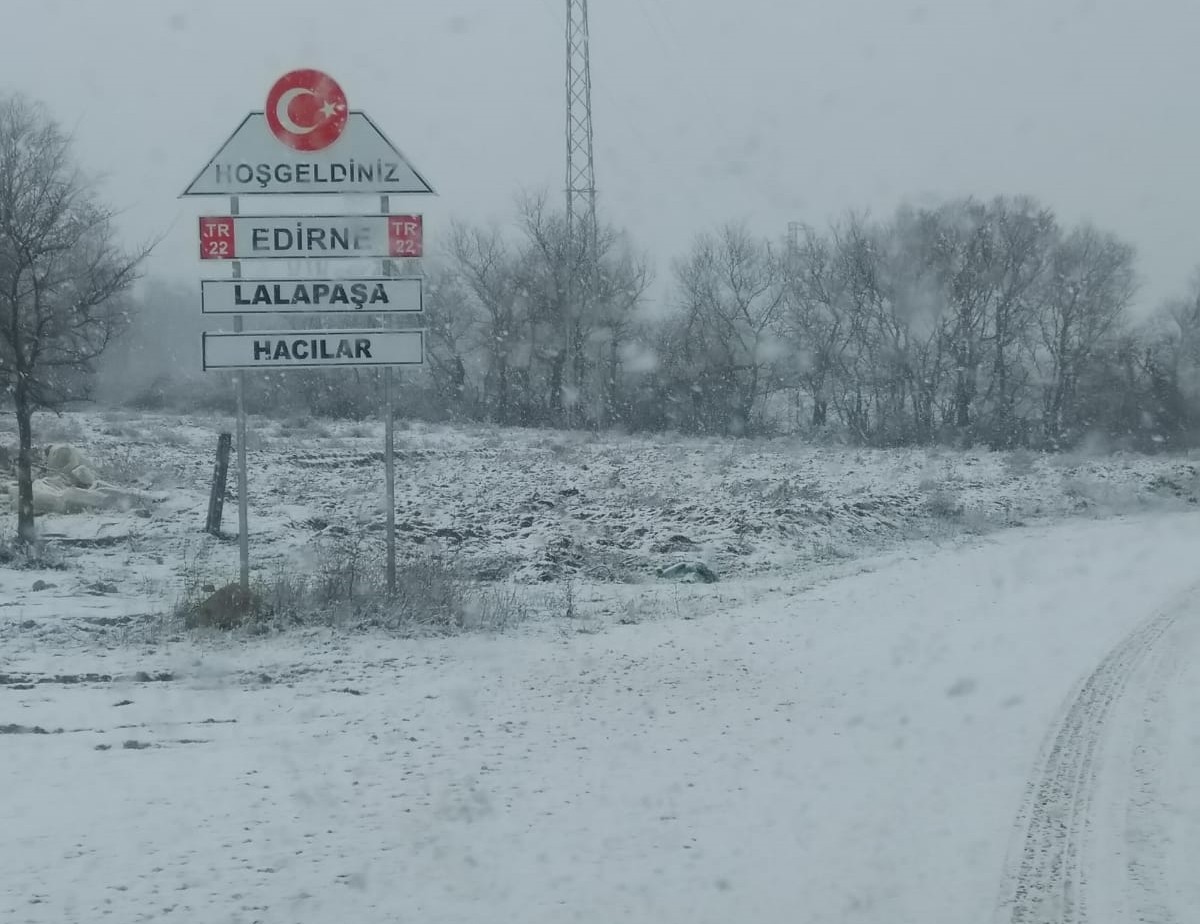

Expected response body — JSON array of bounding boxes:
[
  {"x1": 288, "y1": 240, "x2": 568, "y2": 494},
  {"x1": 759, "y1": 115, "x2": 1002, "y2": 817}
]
[
  {"x1": 995, "y1": 580, "x2": 1200, "y2": 924},
  {"x1": 4, "y1": 512, "x2": 1200, "y2": 923}
]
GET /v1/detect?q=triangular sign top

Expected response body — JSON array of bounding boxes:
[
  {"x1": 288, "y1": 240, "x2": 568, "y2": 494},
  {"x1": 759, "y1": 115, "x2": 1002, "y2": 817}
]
[{"x1": 182, "y1": 111, "x2": 435, "y2": 197}]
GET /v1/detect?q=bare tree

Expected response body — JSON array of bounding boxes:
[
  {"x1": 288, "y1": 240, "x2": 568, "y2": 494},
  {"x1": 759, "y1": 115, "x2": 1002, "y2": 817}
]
[
  {"x1": 823, "y1": 214, "x2": 891, "y2": 441},
  {"x1": 588, "y1": 234, "x2": 652, "y2": 427},
  {"x1": 1128, "y1": 272, "x2": 1200, "y2": 446},
  {"x1": 0, "y1": 95, "x2": 152, "y2": 541},
  {"x1": 898, "y1": 197, "x2": 1057, "y2": 446},
  {"x1": 671, "y1": 223, "x2": 787, "y2": 434},
  {"x1": 1035, "y1": 225, "x2": 1136, "y2": 444},
  {"x1": 800, "y1": 211, "x2": 945, "y2": 445},
  {"x1": 872, "y1": 209, "x2": 954, "y2": 444},
  {"x1": 515, "y1": 193, "x2": 576, "y2": 422},
  {"x1": 847, "y1": 196, "x2": 1059, "y2": 448},
  {"x1": 421, "y1": 263, "x2": 479, "y2": 413},
  {"x1": 514, "y1": 192, "x2": 644, "y2": 427},
  {"x1": 979, "y1": 197, "x2": 1056, "y2": 448},
  {"x1": 781, "y1": 223, "x2": 856, "y2": 428},
  {"x1": 910, "y1": 199, "x2": 998, "y2": 437},
  {"x1": 447, "y1": 222, "x2": 525, "y2": 424},
  {"x1": 1159, "y1": 271, "x2": 1200, "y2": 408}
]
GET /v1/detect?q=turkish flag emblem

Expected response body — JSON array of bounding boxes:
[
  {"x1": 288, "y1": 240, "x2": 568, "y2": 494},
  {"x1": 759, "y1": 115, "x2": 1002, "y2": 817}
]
[{"x1": 265, "y1": 69, "x2": 349, "y2": 152}]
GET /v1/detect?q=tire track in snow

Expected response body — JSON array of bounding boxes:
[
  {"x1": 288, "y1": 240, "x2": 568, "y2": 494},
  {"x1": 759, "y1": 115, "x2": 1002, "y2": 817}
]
[
  {"x1": 1121, "y1": 604, "x2": 1200, "y2": 924},
  {"x1": 996, "y1": 588, "x2": 1199, "y2": 924},
  {"x1": 1123, "y1": 647, "x2": 1175, "y2": 924}
]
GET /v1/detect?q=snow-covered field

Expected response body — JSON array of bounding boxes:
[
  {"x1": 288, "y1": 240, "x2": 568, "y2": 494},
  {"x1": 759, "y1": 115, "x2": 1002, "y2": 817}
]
[{"x1": 3, "y1": 409, "x2": 1200, "y2": 922}]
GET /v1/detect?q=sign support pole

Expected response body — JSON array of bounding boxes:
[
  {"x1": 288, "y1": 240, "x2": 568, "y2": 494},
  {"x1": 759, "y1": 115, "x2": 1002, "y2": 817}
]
[
  {"x1": 382, "y1": 195, "x2": 397, "y2": 594},
  {"x1": 231, "y1": 195, "x2": 250, "y2": 595}
]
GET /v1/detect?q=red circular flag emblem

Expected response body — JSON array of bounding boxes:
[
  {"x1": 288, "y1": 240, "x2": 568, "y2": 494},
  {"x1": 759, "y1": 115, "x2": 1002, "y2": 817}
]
[{"x1": 265, "y1": 69, "x2": 348, "y2": 152}]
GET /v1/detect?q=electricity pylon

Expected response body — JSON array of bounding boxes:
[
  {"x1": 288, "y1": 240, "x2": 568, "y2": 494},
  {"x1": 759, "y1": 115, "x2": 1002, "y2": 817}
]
[
  {"x1": 565, "y1": 0, "x2": 598, "y2": 260},
  {"x1": 564, "y1": 0, "x2": 598, "y2": 425}
]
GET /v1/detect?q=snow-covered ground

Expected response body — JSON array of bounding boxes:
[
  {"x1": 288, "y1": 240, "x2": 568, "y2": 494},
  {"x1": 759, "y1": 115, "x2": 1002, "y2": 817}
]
[{"x1": 2, "y1": 410, "x2": 1200, "y2": 922}]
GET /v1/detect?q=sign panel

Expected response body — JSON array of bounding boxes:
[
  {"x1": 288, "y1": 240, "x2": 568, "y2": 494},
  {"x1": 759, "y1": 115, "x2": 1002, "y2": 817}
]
[
  {"x1": 199, "y1": 214, "x2": 422, "y2": 260},
  {"x1": 182, "y1": 112, "x2": 435, "y2": 196},
  {"x1": 202, "y1": 329, "x2": 425, "y2": 370},
  {"x1": 201, "y1": 277, "x2": 423, "y2": 314}
]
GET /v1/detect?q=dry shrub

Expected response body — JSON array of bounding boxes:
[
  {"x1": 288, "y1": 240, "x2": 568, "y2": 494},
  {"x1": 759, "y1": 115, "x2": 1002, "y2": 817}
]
[
  {"x1": 181, "y1": 536, "x2": 530, "y2": 636},
  {"x1": 921, "y1": 485, "x2": 963, "y2": 519}
]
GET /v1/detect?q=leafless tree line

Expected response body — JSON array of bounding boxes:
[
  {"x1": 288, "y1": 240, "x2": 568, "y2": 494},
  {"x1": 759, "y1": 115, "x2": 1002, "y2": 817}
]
[{"x1": 416, "y1": 193, "x2": 1200, "y2": 450}]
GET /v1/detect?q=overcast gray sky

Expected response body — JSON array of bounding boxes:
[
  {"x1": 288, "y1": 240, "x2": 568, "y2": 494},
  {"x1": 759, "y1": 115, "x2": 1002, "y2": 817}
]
[{"x1": 4, "y1": 0, "x2": 1199, "y2": 311}]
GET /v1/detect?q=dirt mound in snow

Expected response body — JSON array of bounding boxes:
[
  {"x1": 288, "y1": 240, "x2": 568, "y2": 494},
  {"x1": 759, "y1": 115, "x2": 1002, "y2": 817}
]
[{"x1": 182, "y1": 583, "x2": 267, "y2": 630}]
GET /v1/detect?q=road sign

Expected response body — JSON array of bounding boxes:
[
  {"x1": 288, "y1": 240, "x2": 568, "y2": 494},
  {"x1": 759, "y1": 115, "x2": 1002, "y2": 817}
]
[
  {"x1": 265, "y1": 69, "x2": 348, "y2": 152},
  {"x1": 182, "y1": 112, "x2": 434, "y2": 196},
  {"x1": 186, "y1": 69, "x2": 436, "y2": 603},
  {"x1": 201, "y1": 277, "x2": 423, "y2": 314},
  {"x1": 199, "y1": 214, "x2": 422, "y2": 260},
  {"x1": 202, "y1": 329, "x2": 425, "y2": 370}
]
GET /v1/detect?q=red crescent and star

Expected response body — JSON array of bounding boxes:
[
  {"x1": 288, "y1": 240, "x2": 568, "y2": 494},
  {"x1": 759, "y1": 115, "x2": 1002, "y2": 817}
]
[{"x1": 264, "y1": 69, "x2": 349, "y2": 152}]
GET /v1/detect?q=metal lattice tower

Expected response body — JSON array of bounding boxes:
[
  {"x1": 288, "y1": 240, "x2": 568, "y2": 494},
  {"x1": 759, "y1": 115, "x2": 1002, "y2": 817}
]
[{"x1": 565, "y1": 0, "x2": 597, "y2": 260}]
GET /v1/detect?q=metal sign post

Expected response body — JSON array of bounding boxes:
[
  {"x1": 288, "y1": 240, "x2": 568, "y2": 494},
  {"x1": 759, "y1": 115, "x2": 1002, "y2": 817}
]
[
  {"x1": 231, "y1": 195, "x2": 250, "y2": 594},
  {"x1": 382, "y1": 194, "x2": 397, "y2": 594},
  {"x1": 384, "y1": 365, "x2": 397, "y2": 593}
]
